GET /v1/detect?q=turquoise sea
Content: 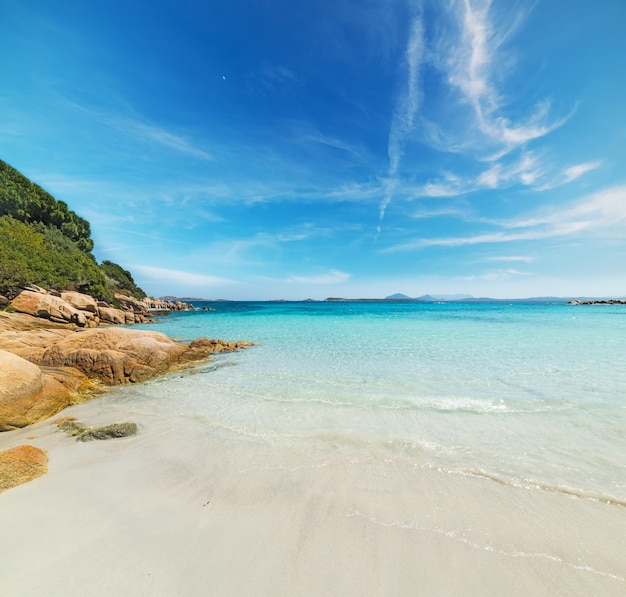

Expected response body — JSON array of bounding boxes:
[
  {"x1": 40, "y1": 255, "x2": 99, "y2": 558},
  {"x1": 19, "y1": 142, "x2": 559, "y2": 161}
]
[
  {"x1": 127, "y1": 300, "x2": 626, "y2": 505},
  {"x1": 3, "y1": 299, "x2": 625, "y2": 594}
]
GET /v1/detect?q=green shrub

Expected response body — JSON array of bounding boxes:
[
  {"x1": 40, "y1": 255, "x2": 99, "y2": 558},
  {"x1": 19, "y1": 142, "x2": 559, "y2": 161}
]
[
  {"x1": 0, "y1": 160, "x2": 146, "y2": 302},
  {"x1": 0, "y1": 216, "x2": 110, "y2": 299},
  {"x1": 100, "y1": 260, "x2": 146, "y2": 299},
  {"x1": 0, "y1": 160, "x2": 94, "y2": 252}
]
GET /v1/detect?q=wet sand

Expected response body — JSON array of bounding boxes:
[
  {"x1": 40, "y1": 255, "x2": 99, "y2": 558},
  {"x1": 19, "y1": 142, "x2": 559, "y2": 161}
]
[{"x1": 0, "y1": 397, "x2": 624, "y2": 597}]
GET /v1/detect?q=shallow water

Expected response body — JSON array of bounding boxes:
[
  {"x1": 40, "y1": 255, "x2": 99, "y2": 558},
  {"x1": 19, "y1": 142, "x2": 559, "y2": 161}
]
[{"x1": 129, "y1": 300, "x2": 626, "y2": 504}]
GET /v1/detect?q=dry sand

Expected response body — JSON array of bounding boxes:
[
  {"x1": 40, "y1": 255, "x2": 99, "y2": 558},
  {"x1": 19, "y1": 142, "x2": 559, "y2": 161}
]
[{"x1": 0, "y1": 396, "x2": 624, "y2": 597}]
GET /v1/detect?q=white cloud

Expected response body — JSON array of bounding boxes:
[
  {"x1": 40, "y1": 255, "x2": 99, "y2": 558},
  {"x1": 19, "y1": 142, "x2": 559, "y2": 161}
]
[
  {"x1": 488, "y1": 255, "x2": 534, "y2": 263},
  {"x1": 290, "y1": 121, "x2": 364, "y2": 158},
  {"x1": 504, "y1": 185, "x2": 626, "y2": 231},
  {"x1": 437, "y1": 1, "x2": 567, "y2": 157},
  {"x1": 534, "y1": 160, "x2": 602, "y2": 191},
  {"x1": 476, "y1": 163, "x2": 501, "y2": 188},
  {"x1": 563, "y1": 161, "x2": 601, "y2": 183},
  {"x1": 257, "y1": 63, "x2": 299, "y2": 87},
  {"x1": 109, "y1": 118, "x2": 213, "y2": 161},
  {"x1": 412, "y1": 151, "x2": 542, "y2": 198},
  {"x1": 465, "y1": 268, "x2": 532, "y2": 281},
  {"x1": 63, "y1": 99, "x2": 214, "y2": 161},
  {"x1": 132, "y1": 265, "x2": 238, "y2": 287},
  {"x1": 383, "y1": 185, "x2": 626, "y2": 252},
  {"x1": 410, "y1": 206, "x2": 470, "y2": 220},
  {"x1": 379, "y1": 16, "x2": 425, "y2": 226},
  {"x1": 386, "y1": 230, "x2": 541, "y2": 250}
]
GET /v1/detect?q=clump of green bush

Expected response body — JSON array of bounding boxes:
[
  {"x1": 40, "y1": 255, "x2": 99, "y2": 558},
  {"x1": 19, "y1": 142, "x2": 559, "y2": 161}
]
[{"x1": 0, "y1": 159, "x2": 146, "y2": 301}]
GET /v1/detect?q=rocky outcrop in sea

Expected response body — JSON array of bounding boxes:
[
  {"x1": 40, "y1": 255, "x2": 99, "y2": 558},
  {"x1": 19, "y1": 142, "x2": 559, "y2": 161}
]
[
  {"x1": 568, "y1": 299, "x2": 626, "y2": 305},
  {"x1": 0, "y1": 313, "x2": 252, "y2": 431}
]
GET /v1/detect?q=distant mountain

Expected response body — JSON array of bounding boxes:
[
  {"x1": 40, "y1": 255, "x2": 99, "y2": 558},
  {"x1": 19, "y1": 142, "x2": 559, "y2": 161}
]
[{"x1": 385, "y1": 293, "x2": 413, "y2": 300}]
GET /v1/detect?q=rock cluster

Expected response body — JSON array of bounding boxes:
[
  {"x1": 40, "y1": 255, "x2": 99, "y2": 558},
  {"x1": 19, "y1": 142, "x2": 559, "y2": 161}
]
[
  {"x1": 0, "y1": 300, "x2": 251, "y2": 493},
  {"x1": 568, "y1": 299, "x2": 626, "y2": 305},
  {"x1": 0, "y1": 313, "x2": 252, "y2": 431},
  {"x1": 9, "y1": 287, "x2": 164, "y2": 327},
  {"x1": 35, "y1": 327, "x2": 252, "y2": 385},
  {"x1": 144, "y1": 297, "x2": 194, "y2": 312}
]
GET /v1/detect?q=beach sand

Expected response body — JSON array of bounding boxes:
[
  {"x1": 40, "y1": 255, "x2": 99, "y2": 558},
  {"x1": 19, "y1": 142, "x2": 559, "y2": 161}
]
[{"x1": 0, "y1": 395, "x2": 624, "y2": 597}]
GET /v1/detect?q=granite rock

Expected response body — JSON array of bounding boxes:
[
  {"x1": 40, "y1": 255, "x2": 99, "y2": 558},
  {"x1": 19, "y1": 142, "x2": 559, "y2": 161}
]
[
  {"x1": 0, "y1": 350, "x2": 72, "y2": 431},
  {"x1": 11, "y1": 290, "x2": 87, "y2": 327},
  {"x1": 0, "y1": 445, "x2": 48, "y2": 493}
]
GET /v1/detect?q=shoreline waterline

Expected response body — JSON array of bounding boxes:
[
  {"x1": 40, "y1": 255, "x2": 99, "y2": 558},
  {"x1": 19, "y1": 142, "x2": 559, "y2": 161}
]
[{"x1": 0, "y1": 390, "x2": 624, "y2": 596}]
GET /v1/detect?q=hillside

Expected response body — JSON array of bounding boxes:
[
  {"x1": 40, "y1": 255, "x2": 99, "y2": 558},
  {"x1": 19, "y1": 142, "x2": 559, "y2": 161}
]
[{"x1": 0, "y1": 160, "x2": 144, "y2": 302}]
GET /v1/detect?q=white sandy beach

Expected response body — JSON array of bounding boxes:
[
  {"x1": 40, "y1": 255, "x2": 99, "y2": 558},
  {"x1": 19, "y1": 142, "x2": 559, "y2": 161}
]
[{"x1": 1, "y1": 389, "x2": 624, "y2": 597}]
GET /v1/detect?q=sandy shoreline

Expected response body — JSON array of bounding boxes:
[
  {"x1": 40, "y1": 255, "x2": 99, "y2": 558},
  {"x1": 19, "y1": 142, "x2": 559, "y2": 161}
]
[{"x1": 1, "y1": 385, "x2": 624, "y2": 597}]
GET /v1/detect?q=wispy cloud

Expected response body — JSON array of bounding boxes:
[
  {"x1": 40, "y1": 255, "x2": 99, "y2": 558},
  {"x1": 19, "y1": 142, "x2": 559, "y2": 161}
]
[
  {"x1": 62, "y1": 98, "x2": 214, "y2": 161},
  {"x1": 563, "y1": 161, "x2": 601, "y2": 183},
  {"x1": 287, "y1": 121, "x2": 364, "y2": 158},
  {"x1": 386, "y1": 230, "x2": 543, "y2": 250},
  {"x1": 286, "y1": 269, "x2": 351, "y2": 285},
  {"x1": 463, "y1": 268, "x2": 532, "y2": 281},
  {"x1": 107, "y1": 117, "x2": 213, "y2": 161},
  {"x1": 383, "y1": 185, "x2": 626, "y2": 252},
  {"x1": 408, "y1": 150, "x2": 543, "y2": 199},
  {"x1": 99, "y1": 226, "x2": 190, "y2": 245},
  {"x1": 131, "y1": 265, "x2": 238, "y2": 287},
  {"x1": 502, "y1": 185, "x2": 626, "y2": 230},
  {"x1": 277, "y1": 222, "x2": 335, "y2": 242},
  {"x1": 442, "y1": 0, "x2": 565, "y2": 156},
  {"x1": 189, "y1": 234, "x2": 278, "y2": 267},
  {"x1": 413, "y1": 155, "x2": 599, "y2": 199},
  {"x1": 252, "y1": 63, "x2": 300, "y2": 96},
  {"x1": 487, "y1": 255, "x2": 535, "y2": 263},
  {"x1": 373, "y1": 0, "x2": 584, "y2": 219},
  {"x1": 410, "y1": 205, "x2": 471, "y2": 220},
  {"x1": 379, "y1": 15, "x2": 425, "y2": 229},
  {"x1": 534, "y1": 160, "x2": 602, "y2": 191}
]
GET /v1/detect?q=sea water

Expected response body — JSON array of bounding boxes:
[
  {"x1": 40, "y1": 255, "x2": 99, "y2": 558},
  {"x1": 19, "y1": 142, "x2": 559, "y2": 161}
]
[
  {"x1": 118, "y1": 300, "x2": 626, "y2": 504},
  {"x1": 3, "y1": 300, "x2": 626, "y2": 594}
]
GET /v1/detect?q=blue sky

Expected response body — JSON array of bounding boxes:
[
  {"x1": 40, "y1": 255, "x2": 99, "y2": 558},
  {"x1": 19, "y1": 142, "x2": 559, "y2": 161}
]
[{"x1": 1, "y1": 0, "x2": 625, "y2": 299}]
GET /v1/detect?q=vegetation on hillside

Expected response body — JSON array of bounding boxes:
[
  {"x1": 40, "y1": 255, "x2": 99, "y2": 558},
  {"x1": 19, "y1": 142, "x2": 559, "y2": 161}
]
[
  {"x1": 1, "y1": 159, "x2": 93, "y2": 252},
  {"x1": 0, "y1": 159, "x2": 146, "y2": 301},
  {"x1": 100, "y1": 260, "x2": 146, "y2": 299},
  {"x1": 0, "y1": 216, "x2": 108, "y2": 299}
]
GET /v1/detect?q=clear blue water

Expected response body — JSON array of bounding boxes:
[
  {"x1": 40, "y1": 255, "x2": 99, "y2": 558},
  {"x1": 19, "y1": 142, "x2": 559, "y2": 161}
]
[{"x1": 126, "y1": 300, "x2": 626, "y2": 503}]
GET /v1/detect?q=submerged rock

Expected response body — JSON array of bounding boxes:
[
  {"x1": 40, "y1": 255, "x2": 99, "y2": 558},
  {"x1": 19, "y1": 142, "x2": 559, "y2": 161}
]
[{"x1": 56, "y1": 419, "x2": 138, "y2": 442}]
